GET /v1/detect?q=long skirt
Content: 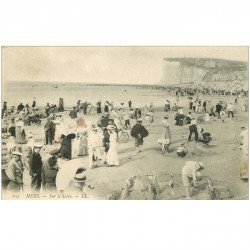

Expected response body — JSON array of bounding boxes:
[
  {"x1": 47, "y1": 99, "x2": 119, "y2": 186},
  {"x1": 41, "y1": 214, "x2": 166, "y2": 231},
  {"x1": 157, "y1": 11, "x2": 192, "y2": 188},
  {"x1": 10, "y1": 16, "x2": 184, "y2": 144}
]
[
  {"x1": 164, "y1": 104, "x2": 169, "y2": 112},
  {"x1": 78, "y1": 137, "x2": 88, "y2": 156},
  {"x1": 106, "y1": 146, "x2": 119, "y2": 166},
  {"x1": 60, "y1": 140, "x2": 72, "y2": 160},
  {"x1": 97, "y1": 107, "x2": 102, "y2": 114},
  {"x1": 15, "y1": 126, "x2": 26, "y2": 144}
]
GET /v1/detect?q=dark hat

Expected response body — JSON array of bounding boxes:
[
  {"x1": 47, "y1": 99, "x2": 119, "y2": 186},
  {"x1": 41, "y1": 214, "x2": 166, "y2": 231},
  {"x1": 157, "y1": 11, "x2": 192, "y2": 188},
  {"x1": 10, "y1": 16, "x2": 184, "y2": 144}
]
[
  {"x1": 75, "y1": 167, "x2": 87, "y2": 174},
  {"x1": 91, "y1": 124, "x2": 98, "y2": 131},
  {"x1": 51, "y1": 155, "x2": 58, "y2": 162}
]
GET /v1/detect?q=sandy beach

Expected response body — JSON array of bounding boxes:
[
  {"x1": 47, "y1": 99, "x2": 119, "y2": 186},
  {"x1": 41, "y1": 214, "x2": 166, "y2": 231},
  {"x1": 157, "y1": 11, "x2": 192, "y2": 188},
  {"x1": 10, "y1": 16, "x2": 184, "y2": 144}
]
[{"x1": 2, "y1": 85, "x2": 248, "y2": 200}]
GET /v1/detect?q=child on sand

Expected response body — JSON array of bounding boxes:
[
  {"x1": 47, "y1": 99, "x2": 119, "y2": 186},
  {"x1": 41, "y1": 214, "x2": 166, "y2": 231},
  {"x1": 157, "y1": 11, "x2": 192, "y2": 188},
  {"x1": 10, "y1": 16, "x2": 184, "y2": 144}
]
[{"x1": 177, "y1": 143, "x2": 187, "y2": 157}]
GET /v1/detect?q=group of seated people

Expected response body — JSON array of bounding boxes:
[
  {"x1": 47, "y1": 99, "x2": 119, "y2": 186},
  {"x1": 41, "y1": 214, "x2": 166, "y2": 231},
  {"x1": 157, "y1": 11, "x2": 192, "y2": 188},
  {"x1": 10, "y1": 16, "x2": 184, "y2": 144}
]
[{"x1": 173, "y1": 108, "x2": 192, "y2": 126}]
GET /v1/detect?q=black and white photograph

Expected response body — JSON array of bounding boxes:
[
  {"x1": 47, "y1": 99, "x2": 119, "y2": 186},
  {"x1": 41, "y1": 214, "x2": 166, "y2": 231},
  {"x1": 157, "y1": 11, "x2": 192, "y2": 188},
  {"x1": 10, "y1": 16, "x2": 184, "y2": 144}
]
[
  {"x1": 1, "y1": 46, "x2": 248, "y2": 200},
  {"x1": 0, "y1": 1, "x2": 250, "y2": 250}
]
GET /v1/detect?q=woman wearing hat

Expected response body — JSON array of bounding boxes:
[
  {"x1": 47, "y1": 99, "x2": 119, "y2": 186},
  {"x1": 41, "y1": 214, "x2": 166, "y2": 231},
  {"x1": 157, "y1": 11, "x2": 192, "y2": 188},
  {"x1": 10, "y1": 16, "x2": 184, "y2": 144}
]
[
  {"x1": 78, "y1": 131, "x2": 88, "y2": 156},
  {"x1": 88, "y1": 125, "x2": 102, "y2": 168},
  {"x1": 15, "y1": 117, "x2": 27, "y2": 144},
  {"x1": 159, "y1": 115, "x2": 171, "y2": 153},
  {"x1": 72, "y1": 131, "x2": 88, "y2": 158},
  {"x1": 106, "y1": 125, "x2": 119, "y2": 167},
  {"x1": 58, "y1": 98, "x2": 64, "y2": 112},
  {"x1": 59, "y1": 133, "x2": 76, "y2": 160}
]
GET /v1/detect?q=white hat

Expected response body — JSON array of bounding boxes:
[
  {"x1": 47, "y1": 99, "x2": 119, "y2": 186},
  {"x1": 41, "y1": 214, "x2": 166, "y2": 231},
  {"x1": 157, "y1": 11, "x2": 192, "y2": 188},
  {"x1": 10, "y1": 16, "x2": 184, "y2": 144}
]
[
  {"x1": 34, "y1": 142, "x2": 43, "y2": 148},
  {"x1": 12, "y1": 151, "x2": 22, "y2": 156},
  {"x1": 74, "y1": 172, "x2": 86, "y2": 183},
  {"x1": 53, "y1": 120, "x2": 60, "y2": 124}
]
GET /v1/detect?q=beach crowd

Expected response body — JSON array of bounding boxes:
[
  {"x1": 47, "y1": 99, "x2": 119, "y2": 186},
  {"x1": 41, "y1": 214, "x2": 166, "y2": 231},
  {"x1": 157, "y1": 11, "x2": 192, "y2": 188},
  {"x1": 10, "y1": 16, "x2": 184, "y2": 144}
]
[{"x1": 1, "y1": 87, "x2": 248, "y2": 199}]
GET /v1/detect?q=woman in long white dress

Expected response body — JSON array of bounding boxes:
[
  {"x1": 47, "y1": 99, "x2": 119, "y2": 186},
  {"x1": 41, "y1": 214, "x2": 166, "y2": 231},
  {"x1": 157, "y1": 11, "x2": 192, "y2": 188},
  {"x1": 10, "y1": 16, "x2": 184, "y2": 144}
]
[
  {"x1": 15, "y1": 118, "x2": 26, "y2": 144},
  {"x1": 88, "y1": 125, "x2": 103, "y2": 168},
  {"x1": 72, "y1": 133, "x2": 81, "y2": 159},
  {"x1": 106, "y1": 125, "x2": 119, "y2": 167}
]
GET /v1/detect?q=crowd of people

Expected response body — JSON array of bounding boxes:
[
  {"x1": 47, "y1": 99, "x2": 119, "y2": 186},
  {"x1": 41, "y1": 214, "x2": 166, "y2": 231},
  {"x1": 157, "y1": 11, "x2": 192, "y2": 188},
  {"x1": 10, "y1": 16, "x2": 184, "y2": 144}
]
[
  {"x1": 1, "y1": 88, "x2": 248, "y2": 199},
  {"x1": 138, "y1": 84, "x2": 248, "y2": 98}
]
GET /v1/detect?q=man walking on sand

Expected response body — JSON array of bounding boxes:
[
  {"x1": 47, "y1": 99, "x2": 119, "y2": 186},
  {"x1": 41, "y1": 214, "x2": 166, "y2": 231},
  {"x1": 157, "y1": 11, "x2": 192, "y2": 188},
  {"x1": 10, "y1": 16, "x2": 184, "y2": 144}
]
[
  {"x1": 44, "y1": 117, "x2": 55, "y2": 145},
  {"x1": 215, "y1": 102, "x2": 222, "y2": 119},
  {"x1": 227, "y1": 102, "x2": 234, "y2": 118},
  {"x1": 130, "y1": 118, "x2": 148, "y2": 153}
]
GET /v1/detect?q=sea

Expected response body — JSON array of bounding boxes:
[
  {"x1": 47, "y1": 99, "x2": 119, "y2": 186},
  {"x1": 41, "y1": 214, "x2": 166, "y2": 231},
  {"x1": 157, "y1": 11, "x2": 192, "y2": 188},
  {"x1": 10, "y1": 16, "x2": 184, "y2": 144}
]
[{"x1": 2, "y1": 82, "x2": 189, "y2": 108}]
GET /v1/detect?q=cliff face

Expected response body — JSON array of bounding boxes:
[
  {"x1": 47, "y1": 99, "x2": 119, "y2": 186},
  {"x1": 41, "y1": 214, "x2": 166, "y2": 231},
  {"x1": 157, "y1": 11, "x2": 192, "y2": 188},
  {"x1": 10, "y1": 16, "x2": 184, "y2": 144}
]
[{"x1": 162, "y1": 58, "x2": 248, "y2": 89}]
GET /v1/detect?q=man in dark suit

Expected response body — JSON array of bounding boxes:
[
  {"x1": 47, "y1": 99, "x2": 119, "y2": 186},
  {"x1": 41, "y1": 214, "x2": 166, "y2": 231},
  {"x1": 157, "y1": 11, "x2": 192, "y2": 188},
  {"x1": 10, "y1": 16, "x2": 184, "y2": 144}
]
[
  {"x1": 215, "y1": 102, "x2": 222, "y2": 119},
  {"x1": 29, "y1": 143, "x2": 43, "y2": 192},
  {"x1": 44, "y1": 117, "x2": 55, "y2": 145},
  {"x1": 130, "y1": 118, "x2": 149, "y2": 153}
]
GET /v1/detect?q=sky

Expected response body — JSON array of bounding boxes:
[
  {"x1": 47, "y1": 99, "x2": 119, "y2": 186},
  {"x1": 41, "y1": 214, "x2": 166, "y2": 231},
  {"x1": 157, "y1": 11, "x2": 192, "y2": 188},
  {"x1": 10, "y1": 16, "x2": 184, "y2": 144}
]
[{"x1": 2, "y1": 46, "x2": 248, "y2": 85}]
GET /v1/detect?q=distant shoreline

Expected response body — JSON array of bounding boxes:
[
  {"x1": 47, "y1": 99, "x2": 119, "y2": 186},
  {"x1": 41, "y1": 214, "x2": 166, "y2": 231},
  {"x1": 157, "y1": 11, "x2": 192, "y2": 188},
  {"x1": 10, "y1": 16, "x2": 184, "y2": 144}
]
[{"x1": 4, "y1": 81, "x2": 162, "y2": 87}]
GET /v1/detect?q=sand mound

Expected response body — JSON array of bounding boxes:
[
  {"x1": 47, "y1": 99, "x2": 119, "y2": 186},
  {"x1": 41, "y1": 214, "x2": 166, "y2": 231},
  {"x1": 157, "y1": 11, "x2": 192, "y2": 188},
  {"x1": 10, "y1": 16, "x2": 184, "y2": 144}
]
[
  {"x1": 186, "y1": 142, "x2": 216, "y2": 156},
  {"x1": 108, "y1": 173, "x2": 177, "y2": 200},
  {"x1": 108, "y1": 172, "x2": 233, "y2": 200}
]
